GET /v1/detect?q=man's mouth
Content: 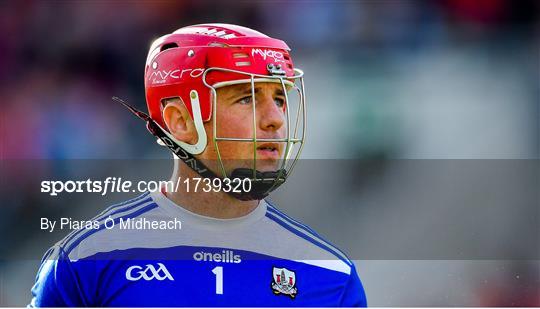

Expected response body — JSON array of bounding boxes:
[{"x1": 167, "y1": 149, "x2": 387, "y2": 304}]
[{"x1": 256, "y1": 143, "x2": 280, "y2": 158}]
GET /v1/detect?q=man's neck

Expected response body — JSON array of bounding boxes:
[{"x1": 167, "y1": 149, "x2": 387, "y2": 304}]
[{"x1": 163, "y1": 165, "x2": 259, "y2": 219}]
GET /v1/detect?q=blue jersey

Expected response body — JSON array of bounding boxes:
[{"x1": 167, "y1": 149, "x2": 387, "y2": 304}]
[{"x1": 30, "y1": 192, "x2": 367, "y2": 307}]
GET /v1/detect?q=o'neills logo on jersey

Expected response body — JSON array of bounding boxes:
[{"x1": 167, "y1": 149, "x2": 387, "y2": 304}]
[
  {"x1": 126, "y1": 263, "x2": 174, "y2": 281},
  {"x1": 148, "y1": 64, "x2": 205, "y2": 85},
  {"x1": 251, "y1": 48, "x2": 285, "y2": 63},
  {"x1": 193, "y1": 250, "x2": 242, "y2": 263}
]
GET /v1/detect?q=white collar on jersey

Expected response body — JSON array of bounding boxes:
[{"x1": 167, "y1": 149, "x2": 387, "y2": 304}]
[{"x1": 150, "y1": 190, "x2": 268, "y2": 229}]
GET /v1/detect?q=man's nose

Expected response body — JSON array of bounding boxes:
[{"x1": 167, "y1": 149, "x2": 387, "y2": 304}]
[{"x1": 257, "y1": 94, "x2": 285, "y2": 132}]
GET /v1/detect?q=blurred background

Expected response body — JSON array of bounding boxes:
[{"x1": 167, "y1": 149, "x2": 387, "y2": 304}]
[{"x1": 0, "y1": 0, "x2": 539, "y2": 306}]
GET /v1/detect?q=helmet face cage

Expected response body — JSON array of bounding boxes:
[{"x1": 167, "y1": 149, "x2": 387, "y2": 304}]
[{"x1": 202, "y1": 67, "x2": 306, "y2": 195}]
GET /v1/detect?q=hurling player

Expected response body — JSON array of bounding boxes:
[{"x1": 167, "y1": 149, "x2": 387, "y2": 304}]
[{"x1": 30, "y1": 24, "x2": 367, "y2": 307}]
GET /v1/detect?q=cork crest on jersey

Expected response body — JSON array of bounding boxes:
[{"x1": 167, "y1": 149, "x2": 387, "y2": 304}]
[{"x1": 271, "y1": 266, "x2": 298, "y2": 298}]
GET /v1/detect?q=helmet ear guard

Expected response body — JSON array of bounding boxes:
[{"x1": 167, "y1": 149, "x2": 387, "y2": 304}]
[{"x1": 157, "y1": 90, "x2": 207, "y2": 155}]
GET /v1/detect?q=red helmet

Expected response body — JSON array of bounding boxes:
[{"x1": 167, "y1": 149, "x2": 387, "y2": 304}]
[
  {"x1": 145, "y1": 24, "x2": 294, "y2": 125},
  {"x1": 120, "y1": 23, "x2": 306, "y2": 200}
]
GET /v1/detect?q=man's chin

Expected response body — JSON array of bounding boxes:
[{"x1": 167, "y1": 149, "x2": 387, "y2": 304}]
[
  {"x1": 196, "y1": 158, "x2": 285, "y2": 178},
  {"x1": 224, "y1": 160, "x2": 283, "y2": 175}
]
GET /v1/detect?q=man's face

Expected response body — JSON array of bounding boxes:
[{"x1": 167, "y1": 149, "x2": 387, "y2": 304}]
[{"x1": 199, "y1": 82, "x2": 288, "y2": 175}]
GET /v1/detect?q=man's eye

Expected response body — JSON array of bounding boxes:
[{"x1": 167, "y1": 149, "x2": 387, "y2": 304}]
[
  {"x1": 236, "y1": 96, "x2": 253, "y2": 105},
  {"x1": 275, "y1": 97, "x2": 286, "y2": 107}
]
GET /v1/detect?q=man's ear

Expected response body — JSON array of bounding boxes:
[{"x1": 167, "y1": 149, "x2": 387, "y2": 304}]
[{"x1": 162, "y1": 99, "x2": 198, "y2": 145}]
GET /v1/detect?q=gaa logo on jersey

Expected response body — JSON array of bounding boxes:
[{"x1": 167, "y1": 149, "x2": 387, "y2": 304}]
[
  {"x1": 271, "y1": 267, "x2": 298, "y2": 298},
  {"x1": 125, "y1": 263, "x2": 174, "y2": 281}
]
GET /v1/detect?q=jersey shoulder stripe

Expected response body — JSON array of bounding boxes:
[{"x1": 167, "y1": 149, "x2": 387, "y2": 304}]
[
  {"x1": 62, "y1": 196, "x2": 156, "y2": 256},
  {"x1": 58, "y1": 192, "x2": 151, "y2": 249},
  {"x1": 64, "y1": 201, "x2": 158, "y2": 256},
  {"x1": 96, "y1": 191, "x2": 152, "y2": 218},
  {"x1": 265, "y1": 211, "x2": 352, "y2": 267},
  {"x1": 265, "y1": 203, "x2": 352, "y2": 265},
  {"x1": 266, "y1": 202, "x2": 320, "y2": 236}
]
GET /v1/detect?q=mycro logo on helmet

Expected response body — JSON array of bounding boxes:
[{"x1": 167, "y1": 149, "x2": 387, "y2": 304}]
[
  {"x1": 193, "y1": 250, "x2": 242, "y2": 264},
  {"x1": 148, "y1": 67, "x2": 205, "y2": 84},
  {"x1": 251, "y1": 48, "x2": 285, "y2": 63},
  {"x1": 125, "y1": 263, "x2": 174, "y2": 281}
]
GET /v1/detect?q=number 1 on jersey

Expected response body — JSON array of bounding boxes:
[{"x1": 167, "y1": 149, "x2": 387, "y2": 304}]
[{"x1": 211, "y1": 266, "x2": 223, "y2": 295}]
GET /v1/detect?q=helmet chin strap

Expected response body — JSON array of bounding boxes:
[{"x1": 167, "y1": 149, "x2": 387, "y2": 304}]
[{"x1": 113, "y1": 96, "x2": 286, "y2": 201}]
